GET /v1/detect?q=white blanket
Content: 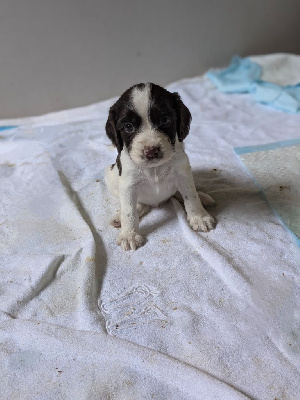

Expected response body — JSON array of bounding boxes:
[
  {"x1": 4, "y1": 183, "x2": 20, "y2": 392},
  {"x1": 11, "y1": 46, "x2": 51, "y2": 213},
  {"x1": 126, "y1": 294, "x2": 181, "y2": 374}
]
[{"x1": 0, "y1": 54, "x2": 299, "y2": 400}]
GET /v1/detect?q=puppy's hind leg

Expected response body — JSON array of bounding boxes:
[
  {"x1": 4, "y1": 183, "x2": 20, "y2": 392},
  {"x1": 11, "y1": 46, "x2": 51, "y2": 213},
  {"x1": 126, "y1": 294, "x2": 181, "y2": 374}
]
[
  {"x1": 197, "y1": 191, "x2": 215, "y2": 206},
  {"x1": 110, "y1": 211, "x2": 121, "y2": 228},
  {"x1": 174, "y1": 191, "x2": 215, "y2": 207},
  {"x1": 137, "y1": 203, "x2": 151, "y2": 219},
  {"x1": 110, "y1": 203, "x2": 151, "y2": 229}
]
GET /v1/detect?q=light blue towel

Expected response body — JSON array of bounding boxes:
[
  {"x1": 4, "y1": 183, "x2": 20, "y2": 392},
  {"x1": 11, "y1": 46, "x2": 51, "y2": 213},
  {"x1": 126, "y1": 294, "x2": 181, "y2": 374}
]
[
  {"x1": 206, "y1": 56, "x2": 300, "y2": 113},
  {"x1": 0, "y1": 126, "x2": 17, "y2": 132},
  {"x1": 206, "y1": 56, "x2": 262, "y2": 93},
  {"x1": 253, "y1": 81, "x2": 300, "y2": 113}
]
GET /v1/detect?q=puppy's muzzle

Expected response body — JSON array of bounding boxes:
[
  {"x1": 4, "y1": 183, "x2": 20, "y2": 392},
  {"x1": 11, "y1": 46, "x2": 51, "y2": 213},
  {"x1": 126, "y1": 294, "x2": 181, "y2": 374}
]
[{"x1": 143, "y1": 145, "x2": 161, "y2": 160}]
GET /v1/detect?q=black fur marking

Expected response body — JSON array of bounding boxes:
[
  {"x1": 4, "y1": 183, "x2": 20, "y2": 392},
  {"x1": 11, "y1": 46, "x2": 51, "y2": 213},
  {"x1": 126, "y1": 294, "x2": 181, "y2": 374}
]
[
  {"x1": 105, "y1": 86, "x2": 143, "y2": 155},
  {"x1": 134, "y1": 83, "x2": 146, "y2": 91},
  {"x1": 106, "y1": 109, "x2": 123, "y2": 154},
  {"x1": 105, "y1": 86, "x2": 134, "y2": 153},
  {"x1": 171, "y1": 92, "x2": 192, "y2": 142},
  {"x1": 116, "y1": 153, "x2": 122, "y2": 175},
  {"x1": 149, "y1": 83, "x2": 191, "y2": 144},
  {"x1": 149, "y1": 84, "x2": 177, "y2": 146},
  {"x1": 117, "y1": 109, "x2": 142, "y2": 151}
]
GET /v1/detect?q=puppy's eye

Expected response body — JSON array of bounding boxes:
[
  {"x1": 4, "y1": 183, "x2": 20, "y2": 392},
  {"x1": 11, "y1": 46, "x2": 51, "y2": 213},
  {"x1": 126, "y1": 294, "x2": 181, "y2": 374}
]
[
  {"x1": 124, "y1": 122, "x2": 134, "y2": 133},
  {"x1": 160, "y1": 117, "x2": 170, "y2": 126}
]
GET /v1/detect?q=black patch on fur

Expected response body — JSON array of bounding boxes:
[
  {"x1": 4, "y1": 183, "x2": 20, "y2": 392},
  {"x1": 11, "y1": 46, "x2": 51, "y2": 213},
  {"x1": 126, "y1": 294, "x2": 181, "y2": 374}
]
[
  {"x1": 117, "y1": 109, "x2": 142, "y2": 151},
  {"x1": 106, "y1": 109, "x2": 123, "y2": 154},
  {"x1": 116, "y1": 153, "x2": 122, "y2": 175},
  {"x1": 149, "y1": 83, "x2": 191, "y2": 143},
  {"x1": 149, "y1": 83, "x2": 178, "y2": 145},
  {"x1": 171, "y1": 91, "x2": 192, "y2": 142},
  {"x1": 105, "y1": 85, "x2": 144, "y2": 156},
  {"x1": 110, "y1": 155, "x2": 122, "y2": 175},
  {"x1": 134, "y1": 83, "x2": 146, "y2": 91}
]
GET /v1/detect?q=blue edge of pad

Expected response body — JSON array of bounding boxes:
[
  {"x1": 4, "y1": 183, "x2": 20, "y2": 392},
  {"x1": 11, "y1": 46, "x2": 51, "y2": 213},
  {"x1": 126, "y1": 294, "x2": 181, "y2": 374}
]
[
  {"x1": 235, "y1": 137, "x2": 300, "y2": 155},
  {"x1": 0, "y1": 126, "x2": 18, "y2": 132},
  {"x1": 234, "y1": 138, "x2": 300, "y2": 248}
]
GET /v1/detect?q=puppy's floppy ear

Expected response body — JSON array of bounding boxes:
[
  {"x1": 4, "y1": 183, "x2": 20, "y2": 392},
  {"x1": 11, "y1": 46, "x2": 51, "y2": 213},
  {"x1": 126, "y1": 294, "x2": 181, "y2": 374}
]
[
  {"x1": 105, "y1": 108, "x2": 123, "y2": 153},
  {"x1": 173, "y1": 92, "x2": 192, "y2": 142}
]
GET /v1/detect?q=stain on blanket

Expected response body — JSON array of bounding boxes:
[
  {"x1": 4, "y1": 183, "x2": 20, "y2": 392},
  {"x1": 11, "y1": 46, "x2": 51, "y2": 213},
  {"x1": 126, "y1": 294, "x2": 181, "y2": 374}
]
[
  {"x1": 100, "y1": 285, "x2": 168, "y2": 335},
  {"x1": 0, "y1": 163, "x2": 15, "y2": 167},
  {"x1": 279, "y1": 185, "x2": 290, "y2": 191}
]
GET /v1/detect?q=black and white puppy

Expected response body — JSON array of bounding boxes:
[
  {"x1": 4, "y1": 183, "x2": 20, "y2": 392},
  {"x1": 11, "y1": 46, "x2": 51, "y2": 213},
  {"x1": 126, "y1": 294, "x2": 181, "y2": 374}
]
[{"x1": 105, "y1": 83, "x2": 216, "y2": 250}]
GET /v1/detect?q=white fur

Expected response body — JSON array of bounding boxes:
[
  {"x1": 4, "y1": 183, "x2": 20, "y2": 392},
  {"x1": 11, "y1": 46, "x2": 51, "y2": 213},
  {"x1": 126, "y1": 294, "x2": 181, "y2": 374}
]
[
  {"x1": 131, "y1": 84, "x2": 151, "y2": 124},
  {"x1": 105, "y1": 141, "x2": 216, "y2": 251}
]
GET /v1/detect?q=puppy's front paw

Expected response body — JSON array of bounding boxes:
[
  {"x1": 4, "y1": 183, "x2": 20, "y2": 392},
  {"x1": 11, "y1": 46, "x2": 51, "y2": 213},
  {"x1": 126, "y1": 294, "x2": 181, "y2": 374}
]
[
  {"x1": 117, "y1": 232, "x2": 145, "y2": 251},
  {"x1": 189, "y1": 213, "x2": 216, "y2": 232}
]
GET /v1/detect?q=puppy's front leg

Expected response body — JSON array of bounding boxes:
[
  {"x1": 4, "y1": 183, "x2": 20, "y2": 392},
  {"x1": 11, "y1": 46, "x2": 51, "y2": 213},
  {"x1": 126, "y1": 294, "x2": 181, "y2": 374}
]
[
  {"x1": 177, "y1": 159, "x2": 216, "y2": 232},
  {"x1": 117, "y1": 181, "x2": 145, "y2": 251}
]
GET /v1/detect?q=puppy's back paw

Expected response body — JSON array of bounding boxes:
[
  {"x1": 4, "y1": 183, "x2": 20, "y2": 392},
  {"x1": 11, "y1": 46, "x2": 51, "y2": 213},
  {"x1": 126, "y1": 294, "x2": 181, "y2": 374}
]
[{"x1": 110, "y1": 216, "x2": 121, "y2": 228}]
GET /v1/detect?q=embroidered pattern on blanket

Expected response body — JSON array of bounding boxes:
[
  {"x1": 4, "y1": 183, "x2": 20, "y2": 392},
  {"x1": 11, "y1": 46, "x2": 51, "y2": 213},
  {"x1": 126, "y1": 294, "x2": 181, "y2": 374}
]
[{"x1": 100, "y1": 285, "x2": 169, "y2": 335}]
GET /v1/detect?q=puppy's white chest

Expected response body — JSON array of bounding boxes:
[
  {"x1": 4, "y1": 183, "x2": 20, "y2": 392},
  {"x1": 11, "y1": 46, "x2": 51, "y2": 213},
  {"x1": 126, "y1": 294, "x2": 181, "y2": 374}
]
[{"x1": 138, "y1": 165, "x2": 177, "y2": 206}]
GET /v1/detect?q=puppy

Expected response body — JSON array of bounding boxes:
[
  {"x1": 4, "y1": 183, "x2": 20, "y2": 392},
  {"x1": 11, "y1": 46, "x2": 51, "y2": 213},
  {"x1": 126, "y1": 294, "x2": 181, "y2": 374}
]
[{"x1": 105, "y1": 83, "x2": 216, "y2": 250}]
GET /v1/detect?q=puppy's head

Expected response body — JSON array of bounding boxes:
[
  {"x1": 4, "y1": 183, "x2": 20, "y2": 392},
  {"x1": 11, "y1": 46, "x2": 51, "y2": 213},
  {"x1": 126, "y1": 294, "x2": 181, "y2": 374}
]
[{"x1": 106, "y1": 83, "x2": 191, "y2": 168}]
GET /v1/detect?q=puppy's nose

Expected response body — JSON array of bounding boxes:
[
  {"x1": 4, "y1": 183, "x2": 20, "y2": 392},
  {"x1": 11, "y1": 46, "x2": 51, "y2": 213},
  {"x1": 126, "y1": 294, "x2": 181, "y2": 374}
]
[{"x1": 143, "y1": 146, "x2": 160, "y2": 159}]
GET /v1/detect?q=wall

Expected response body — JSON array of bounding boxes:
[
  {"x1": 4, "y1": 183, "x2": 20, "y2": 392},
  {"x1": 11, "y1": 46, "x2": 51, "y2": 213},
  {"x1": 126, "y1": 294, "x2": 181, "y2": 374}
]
[{"x1": 0, "y1": 0, "x2": 300, "y2": 118}]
